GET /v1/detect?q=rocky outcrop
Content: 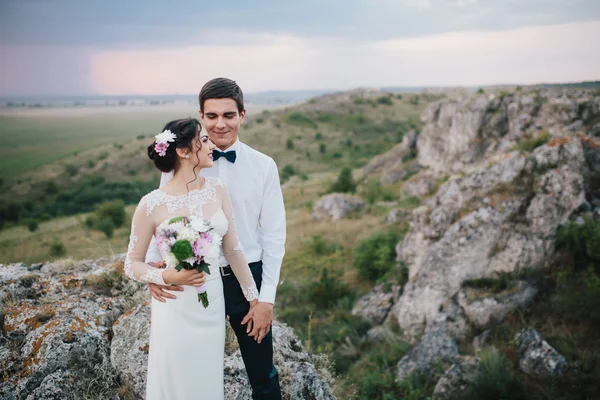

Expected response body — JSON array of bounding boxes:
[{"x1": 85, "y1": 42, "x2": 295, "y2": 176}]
[
  {"x1": 0, "y1": 257, "x2": 335, "y2": 399},
  {"x1": 515, "y1": 328, "x2": 568, "y2": 378},
  {"x1": 457, "y1": 281, "x2": 537, "y2": 329},
  {"x1": 433, "y1": 356, "x2": 481, "y2": 399},
  {"x1": 363, "y1": 129, "x2": 421, "y2": 185},
  {"x1": 111, "y1": 303, "x2": 336, "y2": 400},
  {"x1": 393, "y1": 135, "x2": 599, "y2": 340},
  {"x1": 417, "y1": 89, "x2": 600, "y2": 173},
  {"x1": 312, "y1": 193, "x2": 366, "y2": 220},
  {"x1": 351, "y1": 284, "x2": 400, "y2": 325},
  {"x1": 396, "y1": 327, "x2": 459, "y2": 382}
]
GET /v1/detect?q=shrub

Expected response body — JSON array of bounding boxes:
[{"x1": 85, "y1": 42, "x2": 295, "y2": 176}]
[
  {"x1": 353, "y1": 96, "x2": 367, "y2": 105},
  {"x1": 402, "y1": 149, "x2": 417, "y2": 162},
  {"x1": 556, "y1": 216, "x2": 600, "y2": 268},
  {"x1": 25, "y1": 218, "x2": 39, "y2": 232},
  {"x1": 285, "y1": 112, "x2": 317, "y2": 129},
  {"x1": 309, "y1": 268, "x2": 356, "y2": 309},
  {"x1": 95, "y1": 200, "x2": 126, "y2": 228},
  {"x1": 329, "y1": 167, "x2": 356, "y2": 194},
  {"x1": 280, "y1": 165, "x2": 296, "y2": 183},
  {"x1": 87, "y1": 160, "x2": 96, "y2": 168},
  {"x1": 353, "y1": 231, "x2": 399, "y2": 282},
  {"x1": 307, "y1": 234, "x2": 338, "y2": 255},
  {"x1": 95, "y1": 217, "x2": 115, "y2": 239},
  {"x1": 65, "y1": 164, "x2": 79, "y2": 177},
  {"x1": 315, "y1": 132, "x2": 323, "y2": 140},
  {"x1": 319, "y1": 143, "x2": 327, "y2": 154},
  {"x1": 286, "y1": 138, "x2": 294, "y2": 149},
  {"x1": 456, "y1": 350, "x2": 526, "y2": 400},
  {"x1": 514, "y1": 130, "x2": 550, "y2": 153},
  {"x1": 49, "y1": 239, "x2": 66, "y2": 257},
  {"x1": 376, "y1": 95, "x2": 393, "y2": 105},
  {"x1": 362, "y1": 179, "x2": 395, "y2": 204}
]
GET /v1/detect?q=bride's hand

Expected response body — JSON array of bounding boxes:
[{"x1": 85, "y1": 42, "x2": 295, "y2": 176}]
[
  {"x1": 163, "y1": 269, "x2": 206, "y2": 287},
  {"x1": 249, "y1": 299, "x2": 258, "y2": 308}
]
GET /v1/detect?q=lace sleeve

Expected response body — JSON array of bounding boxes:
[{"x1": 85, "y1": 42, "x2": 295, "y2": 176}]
[
  {"x1": 124, "y1": 196, "x2": 168, "y2": 285},
  {"x1": 219, "y1": 182, "x2": 259, "y2": 302}
]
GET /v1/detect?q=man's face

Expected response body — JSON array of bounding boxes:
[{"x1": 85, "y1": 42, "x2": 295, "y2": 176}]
[{"x1": 200, "y1": 98, "x2": 245, "y2": 151}]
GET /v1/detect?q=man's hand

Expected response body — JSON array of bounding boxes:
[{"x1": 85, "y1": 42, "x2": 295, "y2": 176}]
[
  {"x1": 148, "y1": 261, "x2": 183, "y2": 302},
  {"x1": 241, "y1": 302, "x2": 273, "y2": 344},
  {"x1": 149, "y1": 283, "x2": 183, "y2": 302}
]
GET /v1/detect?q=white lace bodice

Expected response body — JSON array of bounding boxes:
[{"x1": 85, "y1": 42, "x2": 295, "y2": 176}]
[{"x1": 124, "y1": 177, "x2": 258, "y2": 301}]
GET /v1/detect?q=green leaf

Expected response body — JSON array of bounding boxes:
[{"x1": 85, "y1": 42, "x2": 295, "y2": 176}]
[
  {"x1": 169, "y1": 216, "x2": 185, "y2": 224},
  {"x1": 197, "y1": 260, "x2": 211, "y2": 274},
  {"x1": 198, "y1": 292, "x2": 209, "y2": 308},
  {"x1": 175, "y1": 264, "x2": 183, "y2": 272}
]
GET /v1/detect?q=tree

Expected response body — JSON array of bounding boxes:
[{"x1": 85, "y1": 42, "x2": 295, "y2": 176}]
[{"x1": 329, "y1": 167, "x2": 356, "y2": 193}]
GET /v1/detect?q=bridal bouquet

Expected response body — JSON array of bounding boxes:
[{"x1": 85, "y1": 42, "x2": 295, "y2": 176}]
[{"x1": 155, "y1": 216, "x2": 221, "y2": 308}]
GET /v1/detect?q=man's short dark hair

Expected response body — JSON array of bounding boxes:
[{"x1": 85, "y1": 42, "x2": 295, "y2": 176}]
[{"x1": 198, "y1": 77, "x2": 244, "y2": 113}]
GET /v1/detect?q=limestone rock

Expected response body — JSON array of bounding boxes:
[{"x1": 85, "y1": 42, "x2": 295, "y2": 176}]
[
  {"x1": 433, "y1": 356, "x2": 481, "y2": 399},
  {"x1": 2, "y1": 297, "x2": 117, "y2": 398},
  {"x1": 515, "y1": 328, "x2": 568, "y2": 378},
  {"x1": 393, "y1": 135, "x2": 598, "y2": 341},
  {"x1": 351, "y1": 284, "x2": 399, "y2": 325},
  {"x1": 110, "y1": 304, "x2": 152, "y2": 398},
  {"x1": 110, "y1": 304, "x2": 336, "y2": 400},
  {"x1": 457, "y1": 281, "x2": 537, "y2": 329},
  {"x1": 312, "y1": 193, "x2": 365, "y2": 221},
  {"x1": 396, "y1": 328, "x2": 459, "y2": 382}
]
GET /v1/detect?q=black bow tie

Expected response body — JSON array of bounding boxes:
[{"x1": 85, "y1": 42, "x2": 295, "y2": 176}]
[{"x1": 213, "y1": 149, "x2": 237, "y2": 163}]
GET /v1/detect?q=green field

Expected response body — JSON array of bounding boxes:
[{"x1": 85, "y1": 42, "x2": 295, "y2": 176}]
[{"x1": 0, "y1": 109, "x2": 201, "y2": 178}]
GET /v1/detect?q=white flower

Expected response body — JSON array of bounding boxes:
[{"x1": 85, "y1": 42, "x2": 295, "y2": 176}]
[
  {"x1": 184, "y1": 256, "x2": 196, "y2": 265},
  {"x1": 165, "y1": 252, "x2": 179, "y2": 269},
  {"x1": 177, "y1": 226, "x2": 197, "y2": 243},
  {"x1": 155, "y1": 129, "x2": 177, "y2": 144},
  {"x1": 190, "y1": 217, "x2": 210, "y2": 233}
]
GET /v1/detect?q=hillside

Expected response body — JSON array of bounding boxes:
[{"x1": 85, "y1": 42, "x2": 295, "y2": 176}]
[
  {"x1": 0, "y1": 89, "x2": 439, "y2": 263},
  {"x1": 2, "y1": 85, "x2": 599, "y2": 399}
]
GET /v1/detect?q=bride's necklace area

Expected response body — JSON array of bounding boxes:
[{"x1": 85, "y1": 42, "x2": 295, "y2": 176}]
[{"x1": 162, "y1": 177, "x2": 207, "y2": 197}]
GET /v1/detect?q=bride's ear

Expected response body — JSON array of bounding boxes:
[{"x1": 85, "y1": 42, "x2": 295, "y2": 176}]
[{"x1": 175, "y1": 148, "x2": 188, "y2": 159}]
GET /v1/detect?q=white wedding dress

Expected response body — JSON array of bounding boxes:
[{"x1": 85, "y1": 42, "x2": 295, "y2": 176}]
[{"x1": 124, "y1": 177, "x2": 259, "y2": 400}]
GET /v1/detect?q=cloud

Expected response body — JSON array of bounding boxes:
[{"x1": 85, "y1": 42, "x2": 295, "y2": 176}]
[
  {"x1": 0, "y1": 0, "x2": 598, "y2": 46},
  {"x1": 83, "y1": 20, "x2": 600, "y2": 95}
]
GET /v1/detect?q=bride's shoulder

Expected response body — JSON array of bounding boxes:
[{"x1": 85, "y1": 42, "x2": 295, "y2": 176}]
[
  {"x1": 206, "y1": 177, "x2": 228, "y2": 189},
  {"x1": 134, "y1": 190, "x2": 165, "y2": 213}
]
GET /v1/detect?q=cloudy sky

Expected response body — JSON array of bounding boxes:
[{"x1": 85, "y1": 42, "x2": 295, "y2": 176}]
[{"x1": 0, "y1": 0, "x2": 599, "y2": 96}]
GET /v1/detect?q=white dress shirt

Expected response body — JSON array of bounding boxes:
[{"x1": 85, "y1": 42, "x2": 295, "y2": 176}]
[{"x1": 145, "y1": 139, "x2": 286, "y2": 304}]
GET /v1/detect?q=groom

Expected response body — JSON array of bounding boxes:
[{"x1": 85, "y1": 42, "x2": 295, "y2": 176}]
[{"x1": 145, "y1": 77, "x2": 286, "y2": 400}]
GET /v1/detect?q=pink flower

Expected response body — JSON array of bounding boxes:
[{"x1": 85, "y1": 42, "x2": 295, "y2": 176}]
[
  {"x1": 199, "y1": 232, "x2": 213, "y2": 244},
  {"x1": 192, "y1": 235, "x2": 212, "y2": 258},
  {"x1": 154, "y1": 142, "x2": 169, "y2": 157}
]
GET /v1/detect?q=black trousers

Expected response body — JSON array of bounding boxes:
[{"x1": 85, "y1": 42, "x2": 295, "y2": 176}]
[{"x1": 222, "y1": 261, "x2": 282, "y2": 400}]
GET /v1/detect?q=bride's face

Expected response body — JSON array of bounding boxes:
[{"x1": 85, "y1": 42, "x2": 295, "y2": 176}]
[{"x1": 188, "y1": 126, "x2": 216, "y2": 169}]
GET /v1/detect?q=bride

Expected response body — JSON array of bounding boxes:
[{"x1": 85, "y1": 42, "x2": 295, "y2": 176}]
[{"x1": 124, "y1": 117, "x2": 259, "y2": 400}]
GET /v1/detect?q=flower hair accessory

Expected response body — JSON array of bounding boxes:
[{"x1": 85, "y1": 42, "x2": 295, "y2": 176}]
[{"x1": 154, "y1": 129, "x2": 177, "y2": 157}]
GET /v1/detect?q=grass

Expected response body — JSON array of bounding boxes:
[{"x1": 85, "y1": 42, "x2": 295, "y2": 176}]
[
  {"x1": 0, "y1": 110, "x2": 194, "y2": 178},
  {"x1": 514, "y1": 129, "x2": 551, "y2": 153},
  {"x1": 0, "y1": 206, "x2": 135, "y2": 264}
]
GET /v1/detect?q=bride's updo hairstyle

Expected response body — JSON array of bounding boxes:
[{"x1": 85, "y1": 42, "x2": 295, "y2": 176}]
[{"x1": 147, "y1": 118, "x2": 201, "y2": 173}]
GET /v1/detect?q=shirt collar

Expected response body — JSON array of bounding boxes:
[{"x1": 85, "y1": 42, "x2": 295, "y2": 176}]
[{"x1": 218, "y1": 138, "x2": 241, "y2": 153}]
